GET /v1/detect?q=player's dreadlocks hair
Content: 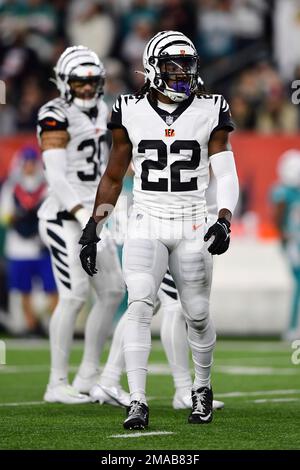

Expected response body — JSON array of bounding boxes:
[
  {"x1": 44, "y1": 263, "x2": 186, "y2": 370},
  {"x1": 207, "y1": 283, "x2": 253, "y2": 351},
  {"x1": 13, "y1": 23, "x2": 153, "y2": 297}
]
[{"x1": 135, "y1": 78, "x2": 151, "y2": 101}]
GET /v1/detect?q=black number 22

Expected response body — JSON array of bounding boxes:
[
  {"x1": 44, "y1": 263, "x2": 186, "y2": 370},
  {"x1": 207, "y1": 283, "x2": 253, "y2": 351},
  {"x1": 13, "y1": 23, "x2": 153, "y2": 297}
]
[{"x1": 139, "y1": 140, "x2": 200, "y2": 192}]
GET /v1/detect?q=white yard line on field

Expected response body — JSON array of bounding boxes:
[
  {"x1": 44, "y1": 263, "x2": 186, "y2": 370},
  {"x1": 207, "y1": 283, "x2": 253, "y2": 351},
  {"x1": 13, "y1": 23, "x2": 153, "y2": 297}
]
[
  {"x1": 109, "y1": 431, "x2": 174, "y2": 439},
  {"x1": 2, "y1": 339, "x2": 292, "y2": 352},
  {"x1": 0, "y1": 363, "x2": 298, "y2": 376},
  {"x1": 251, "y1": 398, "x2": 300, "y2": 404},
  {"x1": 215, "y1": 389, "x2": 300, "y2": 398},
  {"x1": 214, "y1": 365, "x2": 299, "y2": 375},
  {"x1": 1, "y1": 389, "x2": 300, "y2": 408},
  {"x1": 0, "y1": 365, "x2": 78, "y2": 374},
  {"x1": 0, "y1": 401, "x2": 45, "y2": 407}
]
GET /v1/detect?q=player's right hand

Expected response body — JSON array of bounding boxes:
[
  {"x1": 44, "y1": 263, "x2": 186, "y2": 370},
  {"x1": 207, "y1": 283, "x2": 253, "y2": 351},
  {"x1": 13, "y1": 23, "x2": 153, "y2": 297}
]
[
  {"x1": 80, "y1": 242, "x2": 98, "y2": 276},
  {"x1": 79, "y1": 217, "x2": 100, "y2": 276}
]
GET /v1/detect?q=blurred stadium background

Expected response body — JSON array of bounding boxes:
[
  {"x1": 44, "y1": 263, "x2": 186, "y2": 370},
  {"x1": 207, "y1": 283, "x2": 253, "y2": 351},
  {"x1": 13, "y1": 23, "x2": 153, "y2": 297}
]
[
  {"x1": 0, "y1": 0, "x2": 300, "y2": 340},
  {"x1": 2, "y1": 0, "x2": 300, "y2": 453}
]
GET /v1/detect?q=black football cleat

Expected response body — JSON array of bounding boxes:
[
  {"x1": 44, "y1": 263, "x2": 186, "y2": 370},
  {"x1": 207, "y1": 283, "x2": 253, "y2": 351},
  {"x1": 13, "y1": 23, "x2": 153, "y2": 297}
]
[
  {"x1": 123, "y1": 400, "x2": 149, "y2": 430},
  {"x1": 188, "y1": 386, "x2": 213, "y2": 424}
]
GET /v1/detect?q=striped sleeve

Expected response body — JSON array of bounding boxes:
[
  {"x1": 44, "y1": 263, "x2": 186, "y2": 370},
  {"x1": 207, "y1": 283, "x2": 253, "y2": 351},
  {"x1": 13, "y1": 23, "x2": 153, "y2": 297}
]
[
  {"x1": 107, "y1": 96, "x2": 126, "y2": 130},
  {"x1": 37, "y1": 102, "x2": 68, "y2": 133},
  {"x1": 211, "y1": 96, "x2": 235, "y2": 135}
]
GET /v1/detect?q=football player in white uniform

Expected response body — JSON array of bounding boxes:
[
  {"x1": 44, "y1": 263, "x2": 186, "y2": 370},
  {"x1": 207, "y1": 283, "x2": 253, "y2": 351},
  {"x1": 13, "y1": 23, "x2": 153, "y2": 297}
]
[
  {"x1": 37, "y1": 46, "x2": 126, "y2": 404},
  {"x1": 79, "y1": 31, "x2": 239, "y2": 428}
]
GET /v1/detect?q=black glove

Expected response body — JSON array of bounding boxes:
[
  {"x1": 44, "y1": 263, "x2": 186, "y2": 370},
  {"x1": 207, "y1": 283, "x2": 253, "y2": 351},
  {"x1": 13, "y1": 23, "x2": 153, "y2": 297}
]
[
  {"x1": 204, "y1": 218, "x2": 231, "y2": 255},
  {"x1": 79, "y1": 217, "x2": 100, "y2": 276}
]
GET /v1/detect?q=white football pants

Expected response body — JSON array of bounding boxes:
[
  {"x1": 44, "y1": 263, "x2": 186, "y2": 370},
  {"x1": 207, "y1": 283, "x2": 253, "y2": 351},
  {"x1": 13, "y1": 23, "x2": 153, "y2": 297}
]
[{"x1": 122, "y1": 208, "x2": 216, "y2": 402}]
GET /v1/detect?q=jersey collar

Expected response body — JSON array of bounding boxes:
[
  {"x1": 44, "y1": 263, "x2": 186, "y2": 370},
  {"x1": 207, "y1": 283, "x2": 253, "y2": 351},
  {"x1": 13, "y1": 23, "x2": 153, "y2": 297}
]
[
  {"x1": 83, "y1": 105, "x2": 98, "y2": 121},
  {"x1": 147, "y1": 93, "x2": 195, "y2": 127}
]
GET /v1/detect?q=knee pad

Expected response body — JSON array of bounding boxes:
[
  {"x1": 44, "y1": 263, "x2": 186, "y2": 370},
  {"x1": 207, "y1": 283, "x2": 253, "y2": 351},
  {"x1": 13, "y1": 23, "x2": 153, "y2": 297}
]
[
  {"x1": 126, "y1": 273, "x2": 156, "y2": 307},
  {"x1": 181, "y1": 294, "x2": 210, "y2": 331},
  {"x1": 187, "y1": 318, "x2": 216, "y2": 352},
  {"x1": 127, "y1": 300, "x2": 153, "y2": 326}
]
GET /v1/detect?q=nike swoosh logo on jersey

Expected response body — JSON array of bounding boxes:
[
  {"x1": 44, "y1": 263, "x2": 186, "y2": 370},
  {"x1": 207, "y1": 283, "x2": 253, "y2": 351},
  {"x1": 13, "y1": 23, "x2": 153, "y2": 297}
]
[{"x1": 192, "y1": 224, "x2": 201, "y2": 231}]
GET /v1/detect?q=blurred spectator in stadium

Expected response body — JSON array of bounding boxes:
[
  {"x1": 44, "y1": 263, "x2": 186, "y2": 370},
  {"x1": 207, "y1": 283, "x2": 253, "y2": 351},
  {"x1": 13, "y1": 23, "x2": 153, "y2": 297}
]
[
  {"x1": 0, "y1": 0, "x2": 58, "y2": 63},
  {"x1": 103, "y1": 58, "x2": 128, "y2": 110},
  {"x1": 196, "y1": 0, "x2": 235, "y2": 63},
  {"x1": 67, "y1": 0, "x2": 115, "y2": 60},
  {"x1": 16, "y1": 76, "x2": 44, "y2": 131},
  {"x1": 158, "y1": 0, "x2": 197, "y2": 43},
  {"x1": 0, "y1": 0, "x2": 299, "y2": 133},
  {"x1": 234, "y1": 67, "x2": 264, "y2": 104},
  {"x1": 119, "y1": 0, "x2": 157, "y2": 39},
  {"x1": 256, "y1": 86, "x2": 298, "y2": 134},
  {"x1": 271, "y1": 149, "x2": 300, "y2": 341},
  {"x1": 121, "y1": 16, "x2": 154, "y2": 90},
  {"x1": 0, "y1": 146, "x2": 57, "y2": 336},
  {"x1": 232, "y1": 0, "x2": 269, "y2": 50},
  {"x1": 0, "y1": 103, "x2": 17, "y2": 136},
  {"x1": 274, "y1": 0, "x2": 300, "y2": 82},
  {"x1": 0, "y1": 28, "x2": 41, "y2": 102},
  {"x1": 230, "y1": 93, "x2": 256, "y2": 130},
  {"x1": 230, "y1": 61, "x2": 297, "y2": 133}
]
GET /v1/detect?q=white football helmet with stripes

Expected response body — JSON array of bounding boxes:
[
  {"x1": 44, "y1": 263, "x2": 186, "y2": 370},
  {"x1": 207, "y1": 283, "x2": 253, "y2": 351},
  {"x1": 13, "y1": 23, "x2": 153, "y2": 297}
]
[
  {"x1": 54, "y1": 45, "x2": 105, "y2": 110},
  {"x1": 143, "y1": 31, "x2": 199, "y2": 103}
]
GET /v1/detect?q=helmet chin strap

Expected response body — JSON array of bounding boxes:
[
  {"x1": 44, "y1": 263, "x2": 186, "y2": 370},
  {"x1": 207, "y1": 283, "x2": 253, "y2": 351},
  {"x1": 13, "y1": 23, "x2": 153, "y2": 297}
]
[{"x1": 73, "y1": 96, "x2": 98, "y2": 110}]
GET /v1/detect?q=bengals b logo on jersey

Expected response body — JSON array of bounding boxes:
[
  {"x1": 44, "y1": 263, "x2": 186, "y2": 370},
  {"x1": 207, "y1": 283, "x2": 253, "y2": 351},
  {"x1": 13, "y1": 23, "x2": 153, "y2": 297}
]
[{"x1": 165, "y1": 129, "x2": 175, "y2": 137}]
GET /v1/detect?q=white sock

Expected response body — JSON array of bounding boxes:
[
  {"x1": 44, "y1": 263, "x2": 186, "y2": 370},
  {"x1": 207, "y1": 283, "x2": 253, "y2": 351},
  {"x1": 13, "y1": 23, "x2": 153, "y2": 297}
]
[
  {"x1": 49, "y1": 297, "x2": 84, "y2": 387},
  {"x1": 187, "y1": 318, "x2": 216, "y2": 390},
  {"x1": 123, "y1": 301, "x2": 152, "y2": 404},
  {"x1": 160, "y1": 304, "x2": 192, "y2": 391},
  {"x1": 99, "y1": 312, "x2": 127, "y2": 388}
]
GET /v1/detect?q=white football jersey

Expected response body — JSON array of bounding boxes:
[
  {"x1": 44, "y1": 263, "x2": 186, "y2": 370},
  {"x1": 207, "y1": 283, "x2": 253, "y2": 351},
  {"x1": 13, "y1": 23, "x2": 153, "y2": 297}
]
[
  {"x1": 37, "y1": 97, "x2": 109, "y2": 220},
  {"x1": 108, "y1": 92, "x2": 234, "y2": 220}
]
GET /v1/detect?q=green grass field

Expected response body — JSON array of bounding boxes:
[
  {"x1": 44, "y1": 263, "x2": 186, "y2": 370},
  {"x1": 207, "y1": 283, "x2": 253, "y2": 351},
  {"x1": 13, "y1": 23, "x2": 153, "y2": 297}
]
[{"x1": 0, "y1": 338, "x2": 299, "y2": 450}]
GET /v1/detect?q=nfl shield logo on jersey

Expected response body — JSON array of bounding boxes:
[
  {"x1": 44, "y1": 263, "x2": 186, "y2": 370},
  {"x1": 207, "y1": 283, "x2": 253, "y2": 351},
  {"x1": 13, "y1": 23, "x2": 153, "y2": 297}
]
[{"x1": 166, "y1": 115, "x2": 174, "y2": 126}]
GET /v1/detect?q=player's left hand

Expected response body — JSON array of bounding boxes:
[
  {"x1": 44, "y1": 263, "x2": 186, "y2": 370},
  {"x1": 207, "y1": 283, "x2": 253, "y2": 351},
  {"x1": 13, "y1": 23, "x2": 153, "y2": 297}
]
[
  {"x1": 204, "y1": 218, "x2": 231, "y2": 255},
  {"x1": 79, "y1": 217, "x2": 100, "y2": 276}
]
